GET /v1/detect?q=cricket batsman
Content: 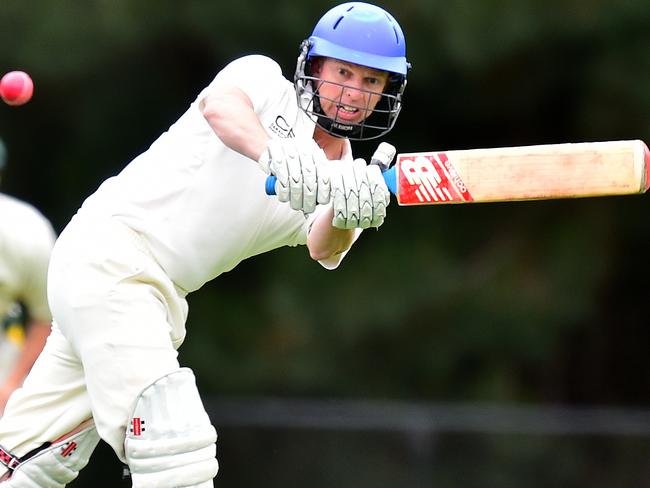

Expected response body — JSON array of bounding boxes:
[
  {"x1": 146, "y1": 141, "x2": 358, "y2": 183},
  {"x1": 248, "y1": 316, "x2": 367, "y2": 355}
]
[{"x1": 0, "y1": 2, "x2": 410, "y2": 486}]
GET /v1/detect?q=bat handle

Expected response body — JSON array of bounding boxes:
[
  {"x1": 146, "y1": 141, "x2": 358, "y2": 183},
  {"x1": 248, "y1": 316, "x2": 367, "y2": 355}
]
[
  {"x1": 381, "y1": 166, "x2": 397, "y2": 195},
  {"x1": 264, "y1": 168, "x2": 397, "y2": 196},
  {"x1": 266, "y1": 141, "x2": 398, "y2": 196},
  {"x1": 265, "y1": 175, "x2": 278, "y2": 195}
]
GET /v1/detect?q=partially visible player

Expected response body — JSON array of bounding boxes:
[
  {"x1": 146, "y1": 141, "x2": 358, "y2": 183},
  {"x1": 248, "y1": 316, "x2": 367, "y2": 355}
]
[
  {"x1": 0, "y1": 3, "x2": 410, "y2": 486},
  {"x1": 0, "y1": 137, "x2": 56, "y2": 415}
]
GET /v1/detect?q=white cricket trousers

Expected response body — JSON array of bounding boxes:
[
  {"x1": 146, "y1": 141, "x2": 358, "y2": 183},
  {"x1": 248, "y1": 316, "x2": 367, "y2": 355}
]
[{"x1": 0, "y1": 213, "x2": 188, "y2": 464}]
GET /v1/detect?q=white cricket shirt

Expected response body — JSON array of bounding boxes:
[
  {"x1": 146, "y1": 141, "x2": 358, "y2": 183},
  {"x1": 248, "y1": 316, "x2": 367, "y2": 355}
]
[
  {"x1": 0, "y1": 193, "x2": 55, "y2": 321},
  {"x1": 79, "y1": 55, "x2": 349, "y2": 293}
]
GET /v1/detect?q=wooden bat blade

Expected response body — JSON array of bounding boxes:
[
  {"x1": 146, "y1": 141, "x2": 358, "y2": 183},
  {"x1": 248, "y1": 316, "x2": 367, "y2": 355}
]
[{"x1": 393, "y1": 140, "x2": 650, "y2": 205}]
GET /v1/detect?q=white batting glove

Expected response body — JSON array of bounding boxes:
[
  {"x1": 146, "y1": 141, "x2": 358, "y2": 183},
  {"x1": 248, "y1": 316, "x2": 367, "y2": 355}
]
[
  {"x1": 258, "y1": 138, "x2": 331, "y2": 214},
  {"x1": 330, "y1": 158, "x2": 390, "y2": 229}
]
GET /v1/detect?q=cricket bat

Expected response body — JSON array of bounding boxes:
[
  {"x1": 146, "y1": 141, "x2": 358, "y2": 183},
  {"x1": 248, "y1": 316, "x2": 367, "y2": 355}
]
[{"x1": 265, "y1": 140, "x2": 650, "y2": 205}]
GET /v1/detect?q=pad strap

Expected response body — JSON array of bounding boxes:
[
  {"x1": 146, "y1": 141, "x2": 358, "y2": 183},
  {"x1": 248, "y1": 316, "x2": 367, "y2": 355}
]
[
  {"x1": 0, "y1": 419, "x2": 99, "y2": 488},
  {"x1": 0, "y1": 446, "x2": 20, "y2": 471}
]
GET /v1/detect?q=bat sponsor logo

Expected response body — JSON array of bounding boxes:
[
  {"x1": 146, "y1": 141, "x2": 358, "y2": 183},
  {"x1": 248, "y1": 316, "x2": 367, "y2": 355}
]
[{"x1": 398, "y1": 153, "x2": 473, "y2": 204}]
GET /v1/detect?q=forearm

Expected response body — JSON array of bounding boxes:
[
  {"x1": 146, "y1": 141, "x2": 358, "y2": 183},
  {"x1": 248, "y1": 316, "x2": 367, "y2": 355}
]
[
  {"x1": 307, "y1": 207, "x2": 357, "y2": 264},
  {"x1": 199, "y1": 85, "x2": 270, "y2": 161},
  {"x1": 2, "y1": 319, "x2": 50, "y2": 389}
]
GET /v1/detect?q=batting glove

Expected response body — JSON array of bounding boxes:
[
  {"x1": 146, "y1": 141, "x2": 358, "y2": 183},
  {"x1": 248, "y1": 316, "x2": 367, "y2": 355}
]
[
  {"x1": 330, "y1": 158, "x2": 390, "y2": 229},
  {"x1": 258, "y1": 138, "x2": 331, "y2": 214}
]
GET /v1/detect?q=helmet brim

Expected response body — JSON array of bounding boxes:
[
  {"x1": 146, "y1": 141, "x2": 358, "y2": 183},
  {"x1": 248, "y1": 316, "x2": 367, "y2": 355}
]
[{"x1": 308, "y1": 36, "x2": 409, "y2": 76}]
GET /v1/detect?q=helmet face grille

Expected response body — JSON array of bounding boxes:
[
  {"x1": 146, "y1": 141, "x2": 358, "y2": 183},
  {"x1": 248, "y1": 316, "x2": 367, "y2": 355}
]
[{"x1": 295, "y1": 64, "x2": 405, "y2": 141}]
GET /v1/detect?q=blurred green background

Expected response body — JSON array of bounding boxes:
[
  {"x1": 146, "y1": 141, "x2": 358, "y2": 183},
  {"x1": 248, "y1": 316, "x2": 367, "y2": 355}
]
[{"x1": 1, "y1": 0, "x2": 649, "y2": 486}]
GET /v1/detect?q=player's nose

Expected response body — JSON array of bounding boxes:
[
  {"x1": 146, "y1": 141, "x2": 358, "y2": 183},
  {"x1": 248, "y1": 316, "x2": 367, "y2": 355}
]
[{"x1": 343, "y1": 81, "x2": 364, "y2": 100}]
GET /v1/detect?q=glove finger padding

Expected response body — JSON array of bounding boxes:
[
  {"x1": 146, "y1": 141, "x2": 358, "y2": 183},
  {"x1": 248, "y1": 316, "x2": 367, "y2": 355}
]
[
  {"x1": 366, "y1": 163, "x2": 390, "y2": 228},
  {"x1": 259, "y1": 138, "x2": 327, "y2": 214},
  {"x1": 285, "y1": 144, "x2": 310, "y2": 212},
  {"x1": 354, "y1": 160, "x2": 374, "y2": 229},
  {"x1": 270, "y1": 141, "x2": 304, "y2": 210},
  {"x1": 332, "y1": 161, "x2": 358, "y2": 229},
  {"x1": 314, "y1": 152, "x2": 331, "y2": 205},
  {"x1": 331, "y1": 158, "x2": 390, "y2": 230},
  {"x1": 298, "y1": 146, "x2": 327, "y2": 212}
]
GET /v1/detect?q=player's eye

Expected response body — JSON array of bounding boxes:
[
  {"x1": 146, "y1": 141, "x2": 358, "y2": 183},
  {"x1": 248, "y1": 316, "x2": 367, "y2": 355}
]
[{"x1": 365, "y1": 77, "x2": 387, "y2": 93}]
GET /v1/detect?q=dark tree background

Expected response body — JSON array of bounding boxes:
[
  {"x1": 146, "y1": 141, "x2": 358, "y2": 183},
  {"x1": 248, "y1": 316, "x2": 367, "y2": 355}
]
[{"x1": 1, "y1": 0, "x2": 648, "y2": 416}]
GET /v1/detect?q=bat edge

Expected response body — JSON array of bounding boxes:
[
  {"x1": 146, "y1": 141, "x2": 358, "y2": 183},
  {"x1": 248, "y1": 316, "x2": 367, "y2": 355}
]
[{"x1": 641, "y1": 140, "x2": 650, "y2": 193}]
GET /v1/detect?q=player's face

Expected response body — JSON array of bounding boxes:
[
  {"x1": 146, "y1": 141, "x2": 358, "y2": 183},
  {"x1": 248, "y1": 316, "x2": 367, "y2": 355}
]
[{"x1": 312, "y1": 58, "x2": 389, "y2": 124}]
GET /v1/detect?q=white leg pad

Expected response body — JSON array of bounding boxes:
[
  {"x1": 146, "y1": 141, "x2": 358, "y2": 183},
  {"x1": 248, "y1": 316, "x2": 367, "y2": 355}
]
[
  {"x1": 0, "y1": 419, "x2": 99, "y2": 488},
  {"x1": 125, "y1": 368, "x2": 218, "y2": 488}
]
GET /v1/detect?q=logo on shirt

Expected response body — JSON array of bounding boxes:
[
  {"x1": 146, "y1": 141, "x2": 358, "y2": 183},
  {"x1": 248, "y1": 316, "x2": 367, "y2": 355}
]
[{"x1": 269, "y1": 116, "x2": 295, "y2": 138}]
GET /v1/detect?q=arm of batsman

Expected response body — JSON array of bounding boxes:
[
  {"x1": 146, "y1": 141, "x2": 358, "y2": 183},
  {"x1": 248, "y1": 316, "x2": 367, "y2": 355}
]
[
  {"x1": 331, "y1": 158, "x2": 390, "y2": 230},
  {"x1": 258, "y1": 138, "x2": 331, "y2": 214}
]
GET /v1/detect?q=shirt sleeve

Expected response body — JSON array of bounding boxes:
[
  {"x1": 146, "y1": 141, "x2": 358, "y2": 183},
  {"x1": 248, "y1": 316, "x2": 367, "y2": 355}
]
[
  {"x1": 204, "y1": 55, "x2": 286, "y2": 115},
  {"x1": 17, "y1": 212, "x2": 56, "y2": 322}
]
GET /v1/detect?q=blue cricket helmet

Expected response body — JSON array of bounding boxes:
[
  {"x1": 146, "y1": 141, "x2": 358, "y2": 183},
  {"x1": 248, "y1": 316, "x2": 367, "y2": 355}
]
[
  {"x1": 295, "y1": 2, "x2": 411, "y2": 140},
  {"x1": 308, "y1": 2, "x2": 409, "y2": 76}
]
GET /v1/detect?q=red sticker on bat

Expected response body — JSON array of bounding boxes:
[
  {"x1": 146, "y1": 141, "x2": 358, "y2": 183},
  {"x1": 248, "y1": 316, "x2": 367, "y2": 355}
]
[{"x1": 397, "y1": 153, "x2": 473, "y2": 204}]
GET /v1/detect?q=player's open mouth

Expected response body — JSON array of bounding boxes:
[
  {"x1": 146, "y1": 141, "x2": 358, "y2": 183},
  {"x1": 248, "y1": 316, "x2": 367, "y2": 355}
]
[{"x1": 336, "y1": 104, "x2": 361, "y2": 120}]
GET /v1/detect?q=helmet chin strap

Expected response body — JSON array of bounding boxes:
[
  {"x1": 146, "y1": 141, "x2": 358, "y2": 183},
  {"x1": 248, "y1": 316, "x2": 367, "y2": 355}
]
[{"x1": 310, "y1": 93, "x2": 362, "y2": 139}]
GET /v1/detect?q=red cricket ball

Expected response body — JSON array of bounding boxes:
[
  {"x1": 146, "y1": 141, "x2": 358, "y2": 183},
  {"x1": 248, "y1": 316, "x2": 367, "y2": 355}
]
[{"x1": 0, "y1": 71, "x2": 34, "y2": 106}]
